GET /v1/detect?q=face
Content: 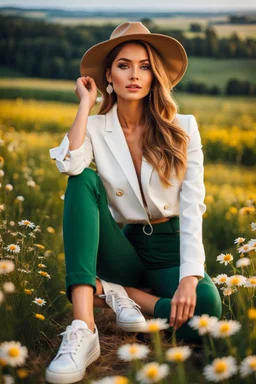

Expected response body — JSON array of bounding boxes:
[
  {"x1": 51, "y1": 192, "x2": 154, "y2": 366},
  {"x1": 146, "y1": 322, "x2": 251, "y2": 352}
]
[{"x1": 106, "y1": 42, "x2": 154, "y2": 101}]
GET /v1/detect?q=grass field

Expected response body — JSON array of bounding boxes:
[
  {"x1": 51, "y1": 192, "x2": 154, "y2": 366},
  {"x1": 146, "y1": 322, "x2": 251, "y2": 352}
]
[
  {"x1": 0, "y1": 81, "x2": 256, "y2": 383},
  {"x1": 1, "y1": 56, "x2": 255, "y2": 93}
]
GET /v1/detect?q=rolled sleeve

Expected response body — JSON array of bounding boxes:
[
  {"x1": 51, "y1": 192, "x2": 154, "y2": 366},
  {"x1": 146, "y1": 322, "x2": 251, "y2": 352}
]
[
  {"x1": 49, "y1": 132, "x2": 93, "y2": 175},
  {"x1": 179, "y1": 115, "x2": 206, "y2": 282}
]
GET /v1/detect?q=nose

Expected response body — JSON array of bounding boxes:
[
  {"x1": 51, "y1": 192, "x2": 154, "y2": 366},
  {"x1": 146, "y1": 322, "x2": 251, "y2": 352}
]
[{"x1": 130, "y1": 75, "x2": 139, "y2": 81}]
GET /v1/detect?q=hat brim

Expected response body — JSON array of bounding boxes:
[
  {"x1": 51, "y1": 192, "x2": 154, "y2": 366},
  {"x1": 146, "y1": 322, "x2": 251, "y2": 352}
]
[{"x1": 80, "y1": 32, "x2": 188, "y2": 94}]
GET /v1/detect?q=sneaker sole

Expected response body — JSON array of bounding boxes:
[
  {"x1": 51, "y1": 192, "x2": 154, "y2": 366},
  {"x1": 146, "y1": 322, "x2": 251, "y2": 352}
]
[
  {"x1": 45, "y1": 343, "x2": 101, "y2": 384},
  {"x1": 117, "y1": 321, "x2": 147, "y2": 332}
]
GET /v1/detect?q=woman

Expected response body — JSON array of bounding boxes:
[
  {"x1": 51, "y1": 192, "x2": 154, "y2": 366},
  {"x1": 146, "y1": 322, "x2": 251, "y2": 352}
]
[{"x1": 45, "y1": 21, "x2": 222, "y2": 384}]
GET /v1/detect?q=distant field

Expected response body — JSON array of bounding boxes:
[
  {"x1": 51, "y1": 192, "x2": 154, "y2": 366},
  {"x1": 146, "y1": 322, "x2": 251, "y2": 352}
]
[
  {"x1": 1, "y1": 9, "x2": 255, "y2": 39},
  {"x1": 182, "y1": 58, "x2": 256, "y2": 90},
  {"x1": 1, "y1": 57, "x2": 255, "y2": 93},
  {"x1": 48, "y1": 16, "x2": 256, "y2": 39}
]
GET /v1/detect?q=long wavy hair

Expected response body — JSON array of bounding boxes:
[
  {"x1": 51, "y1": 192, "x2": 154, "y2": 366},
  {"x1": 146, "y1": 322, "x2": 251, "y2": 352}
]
[{"x1": 97, "y1": 40, "x2": 189, "y2": 188}]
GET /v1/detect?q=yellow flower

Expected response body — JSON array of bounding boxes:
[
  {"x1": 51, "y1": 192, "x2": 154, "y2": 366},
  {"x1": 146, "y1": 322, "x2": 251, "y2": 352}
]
[
  {"x1": 115, "y1": 377, "x2": 129, "y2": 384},
  {"x1": 24, "y1": 289, "x2": 34, "y2": 295},
  {"x1": 0, "y1": 156, "x2": 4, "y2": 167},
  {"x1": 38, "y1": 270, "x2": 51, "y2": 279},
  {"x1": 143, "y1": 318, "x2": 169, "y2": 333},
  {"x1": 37, "y1": 263, "x2": 46, "y2": 268},
  {"x1": 34, "y1": 244, "x2": 45, "y2": 249},
  {"x1": 16, "y1": 368, "x2": 29, "y2": 378},
  {"x1": 239, "y1": 207, "x2": 255, "y2": 215},
  {"x1": 59, "y1": 290, "x2": 66, "y2": 295},
  {"x1": 35, "y1": 313, "x2": 45, "y2": 321},
  {"x1": 248, "y1": 308, "x2": 256, "y2": 320},
  {"x1": 47, "y1": 226, "x2": 55, "y2": 233},
  {"x1": 229, "y1": 207, "x2": 238, "y2": 214}
]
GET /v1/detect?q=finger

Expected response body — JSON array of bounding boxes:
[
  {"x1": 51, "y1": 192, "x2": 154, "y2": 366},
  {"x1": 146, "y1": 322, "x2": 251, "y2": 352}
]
[
  {"x1": 170, "y1": 300, "x2": 177, "y2": 327},
  {"x1": 182, "y1": 303, "x2": 191, "y2": 324},
  {"x1": 188, "y1": 302, "x2": 196, "y2": 319},
  {"x1": 174, "y1": 302, "x2": 185, "y2": 330}
]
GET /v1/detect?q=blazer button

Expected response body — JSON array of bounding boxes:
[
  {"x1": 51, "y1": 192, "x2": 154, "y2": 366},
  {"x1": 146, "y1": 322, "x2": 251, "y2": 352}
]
[
  {"x1": 116, "y1": 190, "x2": 123, "y2": 197},
  {"x1": 164, "y1": 203, "x2": 169, "y2": 210}
]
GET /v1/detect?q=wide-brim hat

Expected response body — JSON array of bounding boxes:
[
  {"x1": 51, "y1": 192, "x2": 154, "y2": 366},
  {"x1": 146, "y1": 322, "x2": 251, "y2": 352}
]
[{"x1": 80, "y1": 21, "x2": 188, "y2": 94}]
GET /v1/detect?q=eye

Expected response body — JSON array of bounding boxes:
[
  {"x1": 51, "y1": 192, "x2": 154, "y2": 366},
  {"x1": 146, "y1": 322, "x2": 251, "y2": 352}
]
[{"x1": 117, "y1": 63, "x2": 151, "y2": 70}]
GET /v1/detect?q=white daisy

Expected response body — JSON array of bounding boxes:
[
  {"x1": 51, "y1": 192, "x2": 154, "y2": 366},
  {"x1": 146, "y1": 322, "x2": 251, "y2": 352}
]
[
  {"x1": 27, "y1": 180, "x2": 36, "y2": 187},
  {"x1": 142, "y1": 318, "x2": 169, "y2": 333},
  {"x1": 38, "y1": 270, "x2": 51, "y2": 279},
  {"x1": 234, "y1": 237, "x2": 246, "y2": 244},
  {"x1": 60, "y1": 194, "x2": 65, "y2": 200},
  {"x1": 247, "y1": 239, "x2": 256, "y2": 250},
  {"x1": 244, "y1": 276, "x2": 256, "y2": 288},
  {"x1": 117, "y1": 343, "x2": 150, "y2": 362},
  {"x1": 3, "y1": 282, "x2": 16, "y2": 293},
  {"x1": 188, "y1": 314, "x2": 219, "y2": 335},
  {"x1": 0, "y1": 203, "x2": 5, "y2": 212},
  {"x1": 216, "y1": 253, "x2": 233, "y2": 265},
  {"x1": 226, "y1": 275, "x2": 247, "y2": 287},
  {"x1": 5, "y1": 184, "x2": 13, "y2": 191},
  {"x1": 165, "y1": 346, "x2": 191, "y2": 362},
  {"x1": 213, "y1": 274, "x2": 228, "y2": 285},
  {"x1": 0, "y1": 260, "x2": 15, "y2": 274},
  {"x1": 236, "y1": 258, "x2": 251, "y2": 268},
  {"x1": 221, "y1": 287, "x2": 237, "y2": 296},
  {"x1": 5, "y1": 244, "x2": 21, "y2": 254},
  {"x1": 32, "y1": 297, "x2": 47, "y2": 307},
  {"x1": 17, "y1": 268, "x2": 31, "y2": 274},
  {"x1": 15, "y1": 196, "x2": 24, "y2": 202},
  {"x1": 136, "y1": 362, "x2": 169, "y2": 384},
  {"x1": 0, "y1": 341, "x2": 28, "y2": 367},
  {"x1": 203, "y1": 356, "x2": 237, "y2": 382},
  {"x1": 250, "y1": 222, "x2": 256, "y2": 231},
  {"x1": 240, "y1": 355, "x2": 256, "y2": 377},
  {"x1": 92, "y1": 376, "x2": 129, "y2": 384},
  {"x1": 0, "y1": 290, "x2": 4, "y2": 304},
  {"x1": 238, "y1": 244, "x2": 254, "y2": 254},
  {"x1": 209, "y1": 320, "x2": 241, "y2": 338},
  {"x1": 3, "y1": 375, "x2": 15, "y2": 384},
  {"x1": 18, "y1": 220, "x2": 35, "y2": 229},
  {"x1": 0, "y1": 169, "x2": 4, "y2": 177}
]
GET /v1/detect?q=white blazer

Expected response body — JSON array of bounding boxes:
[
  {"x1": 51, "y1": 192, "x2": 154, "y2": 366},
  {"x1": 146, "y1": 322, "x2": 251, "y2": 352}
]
[{"x1": 49, "y1": 102, "x2": 206, "y2": 282}]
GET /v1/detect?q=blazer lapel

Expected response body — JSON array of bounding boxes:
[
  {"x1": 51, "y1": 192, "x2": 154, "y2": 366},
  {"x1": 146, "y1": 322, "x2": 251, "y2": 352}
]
[{"x1": 104, "y1": 103, "x2": 154, "y2": 210}]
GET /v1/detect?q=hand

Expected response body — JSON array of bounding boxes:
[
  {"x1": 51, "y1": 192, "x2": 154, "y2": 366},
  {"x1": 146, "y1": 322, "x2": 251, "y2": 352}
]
[
  {"x1": 170, "y1": 276, "x2": 198, "y2": 330},
  {"x1": 74, "y1": 76, "x2": 98, "y2": 111}
]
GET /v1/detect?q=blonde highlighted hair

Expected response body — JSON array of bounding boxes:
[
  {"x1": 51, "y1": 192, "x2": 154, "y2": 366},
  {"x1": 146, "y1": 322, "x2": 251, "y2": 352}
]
[{"x1": 98, "y1": 40, "x2": 189, "y2": 188}]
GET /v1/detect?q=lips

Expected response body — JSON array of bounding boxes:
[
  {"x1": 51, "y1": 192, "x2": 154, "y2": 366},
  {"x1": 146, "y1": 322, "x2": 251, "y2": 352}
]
[{"x1": 126, "y1": 84, "x2": 142, "y2": 89}]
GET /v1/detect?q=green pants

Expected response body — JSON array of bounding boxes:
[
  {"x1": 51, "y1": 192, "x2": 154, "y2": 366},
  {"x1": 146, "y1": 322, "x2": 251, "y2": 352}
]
[{"x1": 63, "y1": 168, "x2": 222, "y2": 343}]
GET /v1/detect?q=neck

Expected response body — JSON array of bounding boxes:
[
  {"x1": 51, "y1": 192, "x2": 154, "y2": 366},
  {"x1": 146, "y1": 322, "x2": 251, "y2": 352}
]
[{"x1": 116, "y1": 99, "x2": 145, "y2": 133}]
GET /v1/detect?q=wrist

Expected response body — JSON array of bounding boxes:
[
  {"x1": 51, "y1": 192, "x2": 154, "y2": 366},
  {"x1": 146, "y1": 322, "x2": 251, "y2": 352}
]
[
  {"x1": 180, "y1": 276, "x2": 199, "y2": 285},
  {"x1": 80, "y1": 98, "x2": 91, "y2": 111}
]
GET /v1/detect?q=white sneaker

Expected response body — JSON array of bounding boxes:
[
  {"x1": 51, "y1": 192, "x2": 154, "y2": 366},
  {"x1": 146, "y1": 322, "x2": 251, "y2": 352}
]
[
  {"x1": 45, "y1": 319, "x2": 100, "y2": 384},
  {"x1": 98, "y1": 279, "x2": 147, "y2": 332}
]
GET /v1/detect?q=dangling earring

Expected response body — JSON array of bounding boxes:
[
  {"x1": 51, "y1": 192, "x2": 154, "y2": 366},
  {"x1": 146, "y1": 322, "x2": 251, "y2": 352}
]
[{"x1": 106, "y1": 82, "x2": 113, "y2": 94}]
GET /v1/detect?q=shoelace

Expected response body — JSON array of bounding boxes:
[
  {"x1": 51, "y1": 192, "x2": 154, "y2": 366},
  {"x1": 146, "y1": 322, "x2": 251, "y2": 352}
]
[
  {"x1": 99, "y1": 291, "x2": 142, "y2": 313},
  {"x1": 57, "y1": 326, "x2": 86, "y2": 355}
]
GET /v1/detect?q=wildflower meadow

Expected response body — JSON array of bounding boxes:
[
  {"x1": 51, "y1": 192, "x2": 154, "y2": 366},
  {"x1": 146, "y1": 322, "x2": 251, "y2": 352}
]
[{"x1": 0, "y1": 89, "x2": 256, "y2": 383}]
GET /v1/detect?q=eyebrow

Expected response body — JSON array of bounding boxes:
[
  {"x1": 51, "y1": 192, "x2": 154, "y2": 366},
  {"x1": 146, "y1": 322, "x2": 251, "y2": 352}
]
[{"x1": 117, "y1": 58, "x2": 150, "y2": 63}]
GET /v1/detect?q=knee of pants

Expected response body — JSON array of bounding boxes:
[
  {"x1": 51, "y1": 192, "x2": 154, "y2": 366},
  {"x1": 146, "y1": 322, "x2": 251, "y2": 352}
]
[
  {"x1": 195, "y1": 282, "x2": 222, "y2": 319},
  {"x1": 68, "y1": 167, "x2": 99, "y2": 186}
]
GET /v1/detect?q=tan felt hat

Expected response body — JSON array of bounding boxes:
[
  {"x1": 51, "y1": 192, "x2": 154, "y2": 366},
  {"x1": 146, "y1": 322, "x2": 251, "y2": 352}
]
[{"x1": 80, "y1": 21, "x2": 188, "y2": 94}]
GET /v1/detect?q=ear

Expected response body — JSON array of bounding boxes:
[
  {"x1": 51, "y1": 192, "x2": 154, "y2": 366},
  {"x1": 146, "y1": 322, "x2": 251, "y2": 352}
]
[{"x1": 106, "y1": 68, "x2": 112, "y2": 83}]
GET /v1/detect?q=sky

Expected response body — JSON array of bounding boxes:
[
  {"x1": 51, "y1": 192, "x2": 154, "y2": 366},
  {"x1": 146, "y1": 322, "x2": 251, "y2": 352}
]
[{"x1": 0, "y1": 0, "x2": 255, "y2": 11}]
